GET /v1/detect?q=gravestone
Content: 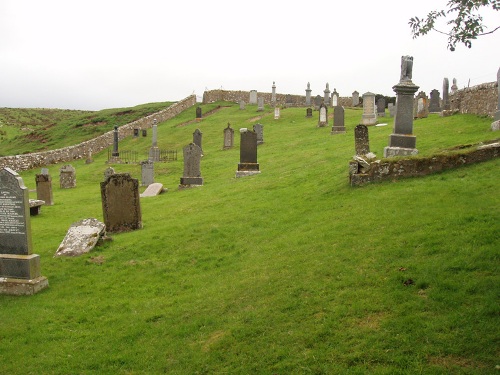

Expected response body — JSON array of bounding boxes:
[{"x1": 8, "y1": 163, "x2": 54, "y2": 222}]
[
  {"x1": 429, "y1": 89, "x2": 441, "y2": 112},
  {"x1": 285, "y1": 95, "x2": 293, "y2": 107},
  {"x1": 274, "y1": 107, "x2": 280, "y2": 120},
  {"x1": 196, "y1": 106, "x2": 202, "y2": 119},
  {"x1": 85, "y1": 151, "x2": 93, "y2": 164},
  {"x1": 257, "y1": 97, "x2": 264, "y2": 112},
  {"x1": 388, "y1": 103, "x2": 396, "y2": 117},
  {"x1": 352, "y1": 91, "x2": 360, "y2": 106},
  {"x1": 35, "y1": 170, "x2": 53, "y2": 206},
  {"x1": 142, "y1": 129, "x2": 147, "y2": 137},
  {"x1": 239, "y1": 100, "x2": 245, "y2": 110},
  {"x1": 100, "y1": 173, "x2": 142, "y2": 233},
  {"x1": 331, "y1": 106, "x2": 346, "y2": 134},
  {"x1": 59, "y1": 165, "x2": 76, "y2": 189},
  {"x1": 104, "y1": 167, "x2": 115, "y2": 180},
  {"x1": 361, "y1": 92, "x2": 377, "y2": 125},
  {"x1": 249, "y1": 90, "x2": 257, "y2": 104},
  {"x1": 318, "y1": 103, "x2": 328, "y2": 127},
  {"x1": 306, "y1": 108, "x2": 313, "y2": 118},
  {"x1": 442, "y1": 78, "x2": 450, "y2": 111},
  {"x1": 253, "y1": 123, "x2": 264, "y2": 144},
  {"x1": 223, "y1": 123, "x2": 234, "y2": 150},
  {"x1": 236, "y1": 129, "x2": 260, "y2": 177},
  {"x1": 54, "y1": 218, "x2": 106, "y2": 257},
  {"x1": 179, "y1": 143, "x2": 203, "y2": 187},
  {"x1": 331, "y1": 89, "x2": 339, "y2": 107},
  {"x1": 149, "y1": 120, "x2": 160, "y2": 161},
  {"x1": 140, "y1": 183, "x2": 164, "y2": 197},
  {"x1": 271, "y1": 81, "x2": 276, "y2": 104},
  {"x1": 354, "y1": 125, "x2": 370, "y2": 155},
  {"x1": 314, "y1": 95, "x2": 322, "y2": 110},
  {"x1": 451, "y1": 78, "x2": 458, "y2": 93},
  {"x1": 193, "y1": 128, "x2": 203, "y2": 154},
  {"x1": 0, "y1": 167, "x2": 49, "y2": 295},
  {"x1": 305, "y1": 82, "x2": 312, "y2": 106},
  {"x1": 377, "y1": 98, "x2": 386, "y2": 117},
  {"x1": 415, "y1": 91, "x2": 429, "y2": 118},
  {"x1": 384, "y1": 55, "x2": 419, "y2": 157},
  {"x1": 324, "y1": 83, "x2": 331, "y2": 106},
  {"x1": 140, "y1": 160, "x2": 154, "y2": 187},
  {"x1": 133, "y1": 128, "x2": 139, "y2": 137},
  {"x1": 111, "y1": 125, "x2": 119, "y2": 157},
  {"x1": 495, "y1": 67, "x2": 500, "y2": 121}
]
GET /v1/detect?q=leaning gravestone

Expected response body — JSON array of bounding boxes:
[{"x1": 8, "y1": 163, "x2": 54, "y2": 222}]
[
  {"x1": 59, "y1": 164, "x2": 76, "y2": 188},
  {"x1": 140, "y1": 183, "x2": 165, "y2": 197},
  {"x1": 54, "y1": 218, "x2": 106, "y2": 257},
  {"x1": 223, "y1": 123, "x2": 234, "y2": 150},
  {"x1": 361, "y1": 92, "x2": 377, "y2": 125},
  {"x1": 236, "y1": 129, "x2": 260, "y2": 177},
  {"x1": 253, "y1": 123, "x2": 264, "y2": 145},
  {"x1": 193, "y1": 128, "x2": 203, "y2": 154},
  {"x1": 354, "y1": 125, "x2": 370, "y2": 155},
  {"x1": 100, "y1": 173, "x2": 142, "y2": 233},
  {"x1": 331, "y1": 106, "x2": 346, "y2": 134},
  {"x1": 0, "y1": 167, "x2": 49, "y2": 295},
  {"x1": 179, "y1": 143, "x2": 203, "y2": 188},
  {"x1": 318, "y1": 103, "x2": 328, "y2": 127},
  {"x1": 140, "y1": 160, "x2": 154, "y2": 187},
  {"x1": 36, "y1": 170, "x2": 53, "y2": 205}
]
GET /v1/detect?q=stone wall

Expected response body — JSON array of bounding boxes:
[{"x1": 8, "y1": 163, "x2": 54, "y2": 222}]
[
  {"x1": 449, "y1": 81, "x2": 498, "y2": 117},
  {"x1": 202, "y1": 89, "x2": 353, "y2": 107},
  {"x1": 0, "y1": 95, "x2": 196, "y2": 172},
  {"x1": 349, "y1": 141, "x2": 499, "y2": 186}
]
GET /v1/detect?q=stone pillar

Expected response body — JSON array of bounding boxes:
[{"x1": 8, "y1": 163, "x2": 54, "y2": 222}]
[
  {"x1": 112, "y1": 126, "x2": 119, "y2": 157},
  {"x1": 149, "y1": 119, "x2": 159, "y2": 161},
  {"x1": 305, "y1": 82, "x2": 312, "y2": 106},
  {"x1": 442, "y1": 78, "x2": 450, "y2": 111},
  {"x1": 324, "y1": 83, "x2": 331, "y2": 106},
  {"x1": 271, "y1": 81, "x2": 276, "y2": 105}
]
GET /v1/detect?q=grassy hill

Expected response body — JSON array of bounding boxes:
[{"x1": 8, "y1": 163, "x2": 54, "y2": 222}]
[
  {"x1": 0, "y1": 102, "x2": 173, "y2": 156},
  {"x1": 0, "y1": 102, "x2": 499, "y2": 374}
]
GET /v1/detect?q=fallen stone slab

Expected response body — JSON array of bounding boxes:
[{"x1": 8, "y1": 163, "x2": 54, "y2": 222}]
[
  {"x1": 54, "y1": 218, "x2": 106, "y2": 257},
  {"x1": 140, "y1": 182, "x2": 166, "y2": 197}
]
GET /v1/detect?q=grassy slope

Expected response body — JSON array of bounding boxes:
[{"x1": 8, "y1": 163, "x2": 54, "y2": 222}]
[{"x1": 0, "y1": 103, "x2": 499, "y2": 374}]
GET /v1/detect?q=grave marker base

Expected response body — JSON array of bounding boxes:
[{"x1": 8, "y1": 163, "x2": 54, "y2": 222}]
[
  {"x1": 383, "y1": 146, "x2": 419, "y2": 158},
  {"x1": 0, "y1": 276, "x2": 49, "y2": 296},
  {"x1": 331, "y1": 126, "x2": 346, "y2": 134}
]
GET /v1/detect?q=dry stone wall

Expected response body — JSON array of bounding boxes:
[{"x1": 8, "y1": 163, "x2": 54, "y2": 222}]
[
  {"x1": 450, "y1": 81, "x2": 498, "y2": 117},
  {"x1": 0, "y1": 95, "x2": 196, "y2": 172}
]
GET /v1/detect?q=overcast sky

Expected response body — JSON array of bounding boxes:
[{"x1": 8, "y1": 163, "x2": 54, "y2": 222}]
[{"x1": 1, "y1": 0, "x2": 499, "y2": 111}]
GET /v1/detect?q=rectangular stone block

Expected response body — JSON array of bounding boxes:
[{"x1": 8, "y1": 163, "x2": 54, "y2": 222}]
[
  {"x1": 388, "y1": 134, "x2": 417, "y2": 149},
  {"x1": 0, "y1": 254, "x2": 41, "y2": 279}
]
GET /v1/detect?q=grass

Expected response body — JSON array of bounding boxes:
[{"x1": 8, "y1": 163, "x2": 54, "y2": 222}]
[{"x1": 0, "y1": 102, "x2": 499, "y2": 374}]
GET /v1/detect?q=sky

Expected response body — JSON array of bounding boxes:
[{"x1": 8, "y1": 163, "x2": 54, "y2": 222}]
[{"x1": 1, "y1": 0, "x2": 499, "y2": 111}]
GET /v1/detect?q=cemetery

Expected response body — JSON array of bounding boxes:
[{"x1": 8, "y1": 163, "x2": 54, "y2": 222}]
[{"x1": 0, "y1": 68, "x2": 499, "y2": 373}]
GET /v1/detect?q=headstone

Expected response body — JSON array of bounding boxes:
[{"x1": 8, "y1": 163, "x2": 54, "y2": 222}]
[
  {"x1": 85, "y1": 151, "x2": 93, "y2": 164},
  {"x1": 271, "y1": 82, "x2": 276, "y2": 105},
  {"x1": 429, "y1": 89, "x2": 441, "y2": 113},
  {"x1": 451, "y1": 78, "x2": 458, "y2": 93},
  {"x1": 253, "y1": 123, "x2": 264, "y2": 144},
  {"x1": 257, "y1": 97, "x2": 264, "y2": 112},
  {"x1": 442, "y1": 78, "x2": 450, "y2": 110},
  {"x1": 140, "y1": 183, "x2": 164, "y2": 197},
  {"x1": 149, "y1": 120, "x2": 159, "y2": 161},
  {"x1": 384, "y1": 55, "x2": 419, "y2": 158},
  {"x1": 133, "y1": 128, "x2": 139, "y2": 137},
  {"x1": 352, "y1": 91, "x2": 360, "y2": 106},
  {"x1": 35, "y1": 171, "x2": 53, "y2": 206},
  {"x1": 196, "y1": 106, "x2": 202, "y2": 119},
  {"x1": 236, "y1": 129, "x2": 260, "y2": 177},
  {"x1": 305, "y1": 82, "x2": 312, "y2": 106},
  {"x1": 415, "y1": 91, "x2": 429, "y2": 118},
  {"x1": 100, "y1": 173, "x2": 142, "y2": 233},
  {"x1": 388, "y1": 103, "x2": 396, "y2": 117},
  {"x1": 0, "y1": 167, "x2": 49, "y2": 295},
  {"x1": 361, "y1": 92, "x2": 377, "y2": 125},
  {"x1": 274, "y1": 107, "x2": 280, "y2": 120},
  {"x1": 285, "y1": 95, "x2": 293, "y2": 107},
  {"x1": 354, "y1": 125, "x2": 370, "y2": 155},
  {"x1": 140, "y1": 160, "x2": 154, "y2": 187},
  {"x1": 54, "y1": 218, "x2": 106, "y2": 257},
  {"x1": 104, "y1": 167, "x2": 115, "y2": 180},
  {"x1": 142, "y1": 129, "x2": 147, "y2": 137},
  {"x1": 249, "y1": 90, "x2": 257, "y2": 104},
  {"x1": 331, "y1": 89, "x2": 339, "y2": 107},
  {"x1": 240, "y1": 100, "x2": 245, "y2": 110},
  {"x1": 179, "y1": 143, "x2": 203, "y2": 187},
  {"x1": 223, "y1": 123, "x2": 234, "y2": 150},
  {"x1": 324, "y1": 83, "x2": 331, "y2": 106},
  {"x1": 112, "y1": 125, "x2": 119, "y2": 157},
  {"x1": 377, "y1": 98, "x2": 386, "y2": 117},
  {"x1": 314, "y1": 95, "x2": 322, "y2": 110},
  {"x1": 495, "y1": 67, "x2": 500, "y2": 121},
  {"x1": 59, "y1": 165, "x2": 76, "y2": 189},
  {"x1": 193, "y1": 128, "x2": 203, "y2": 154},
  {"x1": 306, "y1": 108, "x2": 313, "y2": 118},
  {"x1": 331, "y1": 106, "x2": 346, "y2": 134},
  {"x1": 318, "y1": 103, "x2": 328, "y2": 127}
]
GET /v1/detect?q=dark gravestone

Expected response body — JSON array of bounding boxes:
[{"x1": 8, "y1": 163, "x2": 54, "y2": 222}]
[
  {"x1": 314, "y1": 95, "x2": 322, "y2": 110},
  {"x1": 142, "y1": 129, "x2": 147, "y2": 137},
  {"x1": 193, "y1": 128, "x2": 203, "y2": 154},
  {"x1": 179, "y1": 143, "x2": 203, "y2": 187},
  {"x1": 112, "y1": 125, "x2": 119, "y2": 157},
  {"x1": 318, "y1": 103, "x2": 328, "y2": 127},
  {"x1": 196, "y1": 106, "x2": 202, "y2": 119},
  {"x1": 140, "y1": 160, "x2": 154, "y2": 187},
  {"x1": 331, "y1": 106, "x2": 346, "y2": 134},
  {"x1": 354, "y1": 125, "x2": 370, "y2": 155},
  {"x1": 100, "y1": 173, "x2": 142, "y2": 233},
  {"x1": 306, "y1": 108, "x2": 313, "y2": 118},
  {"x1": 36, "y1": 172, "x2": 53, "y2": 206},
  {"x1": 253, "y1": 123, "x2": 264, "y2": 145},
  {"x1": 429, "y1": 89, "x2": 441, "y2": 112},
  {"x1": 0, "y1": 167, "x2": 48, "y2": 295},
  {"x1": 377, "y1": 98, "x2": 386, "y2": 117},
  {"x1": 133, "y1": 128, "x2": 139, "y2": 137},
  {"x1": 236, "y1": 129, "x2": 260, "y2": 177},
  {"x1": 223, "y1": 123, "x2": 234, "y2": 150},
  {"x1": 442, "y1": 78, "x2": 450, "y2": 111},
  {"x1": 59, "y1": 165, "x2": 76, "y2": 189}
]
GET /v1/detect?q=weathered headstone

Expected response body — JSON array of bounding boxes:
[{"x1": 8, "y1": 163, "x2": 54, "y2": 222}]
[
  {"x1": 104, "y1": 167, "x2": 115, "y2": 180},
  {"x1": 318, "y1": 103, "x2": 328, "y2": 127},
  {"x1": 35, "y1": 171, "x2": 53, "y2": 206},
  {"x1": 429, "y1": 89, "x2": 441, "y2": 113},
  {"x1": 140, "y1": 160, "x2": 154, "y2": 187},
  {"x1": 140, "y1": 183, "x2": 164, "y2": 197},
  {"x1": 133, "y1": 128, "x2": 139, "y2": 137},
  {"x1": 361, "y1": 92, "x2": 377, "y2": 125},
  {"x1": 249, "y1": 90, "x2": 257, "y2": 104},
  {"x1": 331, "y1": 106, "x2": 346, "y2": 134},
  {"x1": 331, "y1": 89, "x2": 339, "y2": 107},
  {"x1": 314, "y1": 95, "x2": 322, "y2": 110},
  {"x1": 179, "y1": 143, "x2": 203, "y2": 187},
  {"x1": 388, "y1": 103, "x2": 396, "y2": 117},
  {"x1": 100, "y1": 173, "x2": 142, "y2": 233},
  {"x1": 193, "y1": 128, "x2": 203, "y2": 154},
  {"x1": 352, "y1": 91, "x2": 360, "y2": 106},
  {"x1": 223, "y1": 123, "x2": 234, "y2": 150},
  {"x1": 324, "y1": 83, "x2": 331, "y2": 106},
  {"x1": 253, "y1": 123, "x2": 264, "y2": 145},
  {"x1": 354, "y1": 125, "x2": 370, "y2": 155},
  {"x1": 0, "y1": 167, "x2": 49, "y2": 295},
  {"x1": 236, "y1": 129, "x2": 260, "y2": 177},
  {"x1": 54, "y1": 218, "x2": 106, "y2": 257},
  {"x1": 240, "y1": 100, "x2": 245, "y2": 110},
  {"x1": 274, "y1": 107, "x2": 280, "y2": 120},
  {"x1": 271, "y1": 82, "x2": 276, "y2": 105},
  {"x1": 257, "y1": 97, "x2": 264, "y2": 112},
  {"x1": 384, "y1": 55, "x2": 419, "y2": 157},
  {"x1": 305, "y1": 82, "x2": 312, "y2": 106},
  {"x1": 59, "y1": 165, "x2": 76, "y2": 189},
  {"x1": 442, "y1": 78, "x2": 450, "y2": 111},
  {"x1": 377, "y1": 98, "x2": 386, "y2": 117},
  {"x1": 306, "y1": 108, "x2": 313, "y2": 118},
  {"x1": 196, "y1": 106, "x2": 202, "y2": 119},
  {"x1": 415, "y1": 91, "x2": 429, "y2": 118}
]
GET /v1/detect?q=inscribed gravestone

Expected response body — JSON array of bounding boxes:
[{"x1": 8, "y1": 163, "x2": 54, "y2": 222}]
[
  {"x1": 253, "y1": 123, "x2": 264, "y2": 145},
  {"x1": 249, "y1": 90, "x2": 257, "y2": 104},
  {"x1": 223, "y1": 123, "x2": 234, "y2": 150},
  {"x1": 236, "y1": 129, "x2": 260, "y2": 177},
  {"x1": 352, "y1": 91, "x2": 360, "y2": 106},
  {"x1": 193, "y1": 128, "x2": 203, "y2": 153},
  {"x1": 54, "y1": 218, "x2": 106, "y2": 257},
  {"x1": 415, "y1": 91, "x2": 429, "y2": 118},
  {"x1": 141, "y1": 160, "x2": 154, "y2": 187},
  {"x1": 306, "y1": 108, "x2": 313, "y2": 118},
  {"x1": 318, "y1": 103, "x2": 328, "y2": 127},
  {"x1": 179, "y1": 143, "x2": 203, "y2": 187},
  {"x1": 429, "y1": 89, "x2": 441, "y2": 112},
  {"x1": 331, "y1": 106, "x2": 346, "y2": 134},
  {"x1": 377, "y1": 98, "x2": 386, "y2": 117},
  {"x1": 59, "y1": 165, "x2": 76, "y2": 188},
  {"x1": 36, "y1": 171, "x2": 53, "y2": 206},
  {"x1": 314, "y1": 95, "x2": 322, "y2": 110},
  {"x1": 0, "y1": 167, "x2": 48, "y2": 295},
  {"x1": 274, "y1": 107, "x2": 280, "y2": 120},
  {"x1": 354, "y1": 125, "x2": 370, "y2": 155},
  {"x1": 331, "y1": 89, "x2": 339, "y2": 107},
  {"x1": 361, "y1": 92, "x2": 377, "y2": 125},
  {"x1": 100, "y1": 173, "x2": 142, "y2": 233}
]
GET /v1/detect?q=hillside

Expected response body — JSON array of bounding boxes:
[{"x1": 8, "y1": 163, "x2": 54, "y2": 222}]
[{"x1": 0, "y1": 102, "x2": 499, "y2": 374}]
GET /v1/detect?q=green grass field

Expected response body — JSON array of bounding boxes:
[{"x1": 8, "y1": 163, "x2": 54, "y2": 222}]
[{"x1": 1, "y1": 102, "x2": 499, "y2": 374}]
